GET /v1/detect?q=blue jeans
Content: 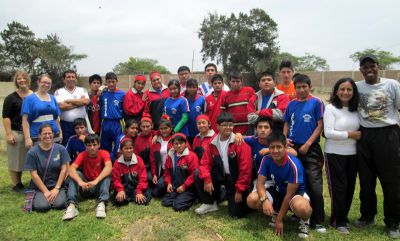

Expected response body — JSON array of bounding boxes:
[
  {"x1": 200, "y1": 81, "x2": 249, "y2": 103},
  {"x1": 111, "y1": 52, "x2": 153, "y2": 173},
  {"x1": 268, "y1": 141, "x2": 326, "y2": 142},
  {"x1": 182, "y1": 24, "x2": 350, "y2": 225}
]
[{"x1": 66, "y1": 171, "x2": 110, "y2": 205}]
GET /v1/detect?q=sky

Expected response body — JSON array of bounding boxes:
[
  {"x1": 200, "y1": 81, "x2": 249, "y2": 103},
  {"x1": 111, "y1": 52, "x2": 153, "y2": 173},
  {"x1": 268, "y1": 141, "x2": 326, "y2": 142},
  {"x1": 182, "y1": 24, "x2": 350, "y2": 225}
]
[{"x1": 1, "y1": 0, "x2": 399, "y2": 75}]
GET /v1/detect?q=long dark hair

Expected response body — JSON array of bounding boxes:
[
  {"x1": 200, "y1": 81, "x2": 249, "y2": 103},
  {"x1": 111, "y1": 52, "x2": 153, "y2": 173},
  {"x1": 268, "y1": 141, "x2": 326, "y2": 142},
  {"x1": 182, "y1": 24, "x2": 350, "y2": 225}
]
[{"x1": 329, "y1": 77, "x2": 359, "y2": 112}]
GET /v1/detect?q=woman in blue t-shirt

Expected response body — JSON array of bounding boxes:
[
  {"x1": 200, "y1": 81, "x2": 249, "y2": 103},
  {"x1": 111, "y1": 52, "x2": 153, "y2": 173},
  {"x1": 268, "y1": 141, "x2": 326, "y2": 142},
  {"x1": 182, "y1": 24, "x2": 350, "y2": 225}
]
[
  {"x1": 21, "y1": 74, "x2": 62, "y2": 149},
  {"x1": 163, "y1": 79, "x2": 190, "y2": 136}
]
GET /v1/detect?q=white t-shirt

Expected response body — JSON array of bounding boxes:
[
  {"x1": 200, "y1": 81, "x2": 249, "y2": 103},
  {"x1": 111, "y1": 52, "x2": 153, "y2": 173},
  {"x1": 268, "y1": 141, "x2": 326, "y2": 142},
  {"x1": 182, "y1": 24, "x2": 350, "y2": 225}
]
[
  {"x1": 323, "y1": 104, "x2": 360, "y2": 155},
  {"x1": 55, "y1": 86, "x2": 89, "y2": 122},
  {"x1": 356, "y1": 78, "x2": 400, "y2": 128},
  {"x1": 219, "y1": 137, "x2": 230, "y2": 174},
  {"x1": 200, "y1": 82, "x2": 230, "y2": 97},
  {"x1": 160, "y1": 139, "x2": 168, "y2": 170}
]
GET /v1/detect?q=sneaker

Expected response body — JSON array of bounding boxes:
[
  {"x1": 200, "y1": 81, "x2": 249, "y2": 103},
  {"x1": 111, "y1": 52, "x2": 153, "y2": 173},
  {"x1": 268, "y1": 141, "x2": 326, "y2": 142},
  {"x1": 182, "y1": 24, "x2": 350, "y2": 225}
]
[
  {"x1": 388, "y1": 228, "x2": 400, "y2": 239},
  {"x1": 312, "y1": 224, "x2": 327, "y2": 233},
  {"x1": 298, "y1": 219, "x2": 310, "y2": 239},
  {"x1": 336, "y1": 226, "x2": 350, "y2": 234},
  {"x1": 195, "y1": 202, "x2": 218, "y2": 215},
  {"x1": 62, "y1": 203, "x2": 79, "y2": 221},
  {"x1": 354, "y1": 217, "x2": 374, "y2": 227},
  {"x1": 96, "y1": 202, "x2": 106, "y2": 218},
  {"x1": 12, "y1": 183, "x2": 25, "y2": 193},
  {"x1": 268, "y1": 212, "x2": 278, "y2": 228}
]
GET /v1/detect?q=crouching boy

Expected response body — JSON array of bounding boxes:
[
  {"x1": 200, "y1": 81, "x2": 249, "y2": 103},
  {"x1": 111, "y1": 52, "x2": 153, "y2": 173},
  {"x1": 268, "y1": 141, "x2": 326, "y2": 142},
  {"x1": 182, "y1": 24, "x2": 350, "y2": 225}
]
[
  {"x1": 195, "y1": 112, "x2": 252, "y2": 218},
  {"x1": 63, "y1": 134, "x2": 112, "y2": 220},
  {"x1": 112, "y1": 138, "x2": 152, "y2": 206},
  {"x1": 257, "y1": 132, "x2": 312, "y2": 238}
]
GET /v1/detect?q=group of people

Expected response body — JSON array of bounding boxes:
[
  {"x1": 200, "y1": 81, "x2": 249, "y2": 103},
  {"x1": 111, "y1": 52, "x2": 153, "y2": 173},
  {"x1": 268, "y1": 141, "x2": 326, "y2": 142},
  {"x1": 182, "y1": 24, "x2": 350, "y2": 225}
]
[{"x1": 2, "y1": 55, "x2": 399, "y2": 239}]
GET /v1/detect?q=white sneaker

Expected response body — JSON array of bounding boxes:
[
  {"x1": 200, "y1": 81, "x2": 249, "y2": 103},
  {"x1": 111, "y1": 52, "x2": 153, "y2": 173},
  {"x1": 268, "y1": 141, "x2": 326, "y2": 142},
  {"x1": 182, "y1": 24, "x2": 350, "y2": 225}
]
[
  {"x1": 62, "y1": 203, "x2": 79, "y2": 221},
  {"x1": 195, "y1": 202, "x2": 218, "y2": 215},
  {"x1": 96, "y1": 202, "x2": 106, "y2": 218},
  {"x1": 313, "y1": 224, "x2": 327, "y2": 233},
  {"x1": 298, "y1": 219, "x2": 310, "y2": 239}
]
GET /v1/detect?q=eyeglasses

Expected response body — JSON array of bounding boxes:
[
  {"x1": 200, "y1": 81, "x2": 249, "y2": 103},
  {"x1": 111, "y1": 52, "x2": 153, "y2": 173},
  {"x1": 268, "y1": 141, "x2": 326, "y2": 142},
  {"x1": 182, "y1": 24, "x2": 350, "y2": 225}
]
[{"x1": 219, "y1": 123, "x2": 234, "y2": 128}]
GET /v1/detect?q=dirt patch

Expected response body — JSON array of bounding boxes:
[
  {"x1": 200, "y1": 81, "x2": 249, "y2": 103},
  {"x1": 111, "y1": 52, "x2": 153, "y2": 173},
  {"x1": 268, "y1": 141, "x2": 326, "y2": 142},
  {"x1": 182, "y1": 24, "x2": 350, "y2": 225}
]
[
  {"x1": 124, "y1": 217, "x2": 158, "y2": 241},
  {"x1": 183, "y1": 227, "x2": 224, "y2": 241}
]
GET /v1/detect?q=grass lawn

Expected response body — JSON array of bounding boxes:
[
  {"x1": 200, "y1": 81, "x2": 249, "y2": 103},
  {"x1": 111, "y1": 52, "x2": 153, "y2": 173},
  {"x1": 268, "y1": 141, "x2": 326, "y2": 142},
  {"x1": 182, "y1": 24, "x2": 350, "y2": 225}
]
[{"x1": 0, "y1": 147, "x2": 391, "y2": 241}]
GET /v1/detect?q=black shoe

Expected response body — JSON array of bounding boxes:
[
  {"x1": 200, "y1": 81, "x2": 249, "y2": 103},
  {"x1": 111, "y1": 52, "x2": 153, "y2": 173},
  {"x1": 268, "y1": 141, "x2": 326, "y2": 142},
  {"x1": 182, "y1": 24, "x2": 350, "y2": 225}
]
[
  {"x1": 12, "y1": 183, "x2": 25, "y2": 193},
  {"x1": 354, "y1": 217, "x2": 374, "y2": 227}
]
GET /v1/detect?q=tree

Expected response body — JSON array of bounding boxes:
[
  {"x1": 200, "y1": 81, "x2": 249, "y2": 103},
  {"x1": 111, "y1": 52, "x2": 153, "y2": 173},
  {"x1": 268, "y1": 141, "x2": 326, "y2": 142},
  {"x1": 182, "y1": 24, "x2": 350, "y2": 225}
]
[
  {"x1": 350, "y1": 48, "x2": 400, "y2": 70},
  {"x1": 113, "y1": 57, "x2": 170, "y2": 75},
  {"x1": 296, "y1": 53, "x2": 329, "y2": 71},
  {"x1": 198, "y1": 8, "x2": 279, "y2": 79}
]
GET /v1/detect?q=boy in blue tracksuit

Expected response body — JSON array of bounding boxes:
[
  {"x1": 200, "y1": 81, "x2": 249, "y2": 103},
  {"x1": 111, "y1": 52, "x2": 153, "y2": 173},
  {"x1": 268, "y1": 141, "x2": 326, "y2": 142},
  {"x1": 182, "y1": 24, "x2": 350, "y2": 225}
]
[
  {"x1": 100, "y1": 72, "x2": 125, "y2": 153},
  {"x1": 184, "y1": 78, "x2": 205, "y2": 145}
]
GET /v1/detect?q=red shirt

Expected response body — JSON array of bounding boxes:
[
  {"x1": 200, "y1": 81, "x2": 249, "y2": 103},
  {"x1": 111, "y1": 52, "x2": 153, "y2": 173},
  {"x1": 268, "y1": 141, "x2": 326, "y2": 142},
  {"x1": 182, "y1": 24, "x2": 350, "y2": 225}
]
[
  {"x1": 74, "y1": 150, "x2": 111, "y2": 181},
  {"x1": 123, "y1": 88, "x2": 145, "y2": 119},
  {"x1": 89, "y1": 94, "x2": 100, "y2": 133},
  {"x1": 205, "y1": 91, "x2": 226, "y2": 133}
]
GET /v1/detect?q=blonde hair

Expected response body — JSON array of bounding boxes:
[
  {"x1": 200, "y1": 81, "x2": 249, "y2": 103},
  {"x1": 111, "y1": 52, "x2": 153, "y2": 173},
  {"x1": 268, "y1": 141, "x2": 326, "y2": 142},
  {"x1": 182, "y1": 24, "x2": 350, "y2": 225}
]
[{"x1": 12, "y1": 70, "x2": 30, "y2": 88}]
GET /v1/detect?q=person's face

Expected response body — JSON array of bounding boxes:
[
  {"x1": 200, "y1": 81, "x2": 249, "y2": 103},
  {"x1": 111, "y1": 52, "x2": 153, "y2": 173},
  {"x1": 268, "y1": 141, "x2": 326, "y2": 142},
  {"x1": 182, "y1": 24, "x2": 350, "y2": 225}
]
[
  {"x1": 126, "y1": 123, "x2": 139, "y2": 138},
  {"x1": 159, "y1": 124, "x2": 172, "y2": 138},
  {"x1": 218, "y1": 122, "x2": 234, "y2": 138},
  {"x1": 173, "y1": 140, "x2": 186, "y2": 154},
  {"x1": 269, "y1": 141, "x2": 286, "y2": 162},
  {"x1": 38, "y1": 76, "x2": 52, "y2": 93},
  {"x1": 140, "y1": 121, "x2": 152, "y2": 135},
  {"x1": 74, "y1": 124, "x2": 86, "y2": 136},
  {"x1": 279, "y1": 67, "x2": 293, "y2": 85},
  {"x1": 134, "y1": 81, "x2": 145, "y2": 92},
  {"x1": 229, "y1": 77, "x2": 242, "y2": 91},
  {"x1": 86, "y1": 141, "x2": 100, "y2": 156},
  {"x1": 178, "y1": 71, "x2": 190, "y2": 84},
  {"x1": 256, "y1": 121, "x2": 272, "y2": 139},
  {"x1": 197, "y1": 119, "x2": 210, "y2": 135},
  {"x1": 336, "y1": 81, "x2": 354, "y2": 106},
  {"x1": 121, "y1": 142, "x2": 134, "y2": 159},
  {"x1": 169, "y1": 84, "x2": 180, "y2": 98},
  {"x1": 212, "y1": 79, "x2": 223, "y2": 92},
  {"x1": 39, "y1": 127, "x2": 54, "y2": 144},
  {"x1": 151, "y1": 76, "x2": 162, "y2": 89},
  {"x1": 186, "y1": 86, "x2": 198, "y2": 97},
  {"x1": 205, "y1": 67, "x2": 217, "y2": 81},
  {"x1": 259, "y1": 76, "x2": 275, "y2": 93},
  {"x1": 90, "y1": 80, "x2": 101, "y2": 92},
  {"x1": 359, "y1": 60, "x2": 379, "y2": 83},
  {"x1": 106, "y1": 78, "x2": 118, "y2": 91},
  {"x1": 16, "y1": 74, "x2": 29, "y2": 89},
  {"x1": 63, "y1": 73, "x2": 77, "y2": 89},
  {"x1": 295, "y1": 82, "x2": 311, "y2": 101}
]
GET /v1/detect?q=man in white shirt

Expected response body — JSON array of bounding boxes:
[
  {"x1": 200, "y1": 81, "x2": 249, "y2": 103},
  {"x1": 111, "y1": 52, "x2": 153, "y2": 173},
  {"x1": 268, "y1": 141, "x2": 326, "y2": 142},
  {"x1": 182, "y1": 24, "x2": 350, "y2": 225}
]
[
  {"x1": 199, "y1": 63, "x2": 229, "y2": 97},
  {"x1": 55, "y1": 70, "x2": 90, "y2": 146}
]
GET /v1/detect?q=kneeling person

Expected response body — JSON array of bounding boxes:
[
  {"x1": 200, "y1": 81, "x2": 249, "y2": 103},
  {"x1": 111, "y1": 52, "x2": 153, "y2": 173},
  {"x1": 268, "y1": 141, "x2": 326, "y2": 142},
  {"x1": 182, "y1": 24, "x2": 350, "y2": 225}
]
[
  {"x1": 63, "y1": 134, "x2": 112, "y2": 220},
  {"x1": 112, "y1": 138, "x2": 152, "y2": 206},
  {"x1": 257, "y1": 132, "x2": 312, "y2": 238}
]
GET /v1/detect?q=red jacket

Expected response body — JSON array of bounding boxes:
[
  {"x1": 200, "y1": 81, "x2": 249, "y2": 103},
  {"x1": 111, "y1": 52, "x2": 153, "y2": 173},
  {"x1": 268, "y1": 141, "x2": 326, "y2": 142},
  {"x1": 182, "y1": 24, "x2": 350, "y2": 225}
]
[
  {"x1": 192, "y1": 129, "x2": 217, "y2": 158},
  {"x1": 220, "y1": 87, "x2": 255, "y2": 134},
  {"x1": 198, "y1": 133, "x2": 252, "y2": 193},
  {"x1": 123, "y1": 88, "x2": 145, "y2": 119},
  {"x1": 164, "y1": 148, "x2": 199, "y2": 189},
  {"x1": 111, "y1": 153, "x2": 148, "y2": 194},
  {"x1": 133, "y1": 132, "x2": 154, "y2": 171},
  {"x1": 205, "y1": 91, "x2": 226, "y2": 133},
  {"x1": 143, "y1": 85, "x2": 170, "y2": 113},
  {"x1": 149, "y1": 136, "x2": 173, "y2": 177}
]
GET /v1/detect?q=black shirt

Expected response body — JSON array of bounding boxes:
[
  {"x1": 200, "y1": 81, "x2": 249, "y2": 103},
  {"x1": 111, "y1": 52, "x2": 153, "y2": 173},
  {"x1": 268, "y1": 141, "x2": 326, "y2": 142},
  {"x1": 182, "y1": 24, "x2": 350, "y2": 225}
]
[{"x1": 2, "y1": 91, "x2": 24, "y2": 131}]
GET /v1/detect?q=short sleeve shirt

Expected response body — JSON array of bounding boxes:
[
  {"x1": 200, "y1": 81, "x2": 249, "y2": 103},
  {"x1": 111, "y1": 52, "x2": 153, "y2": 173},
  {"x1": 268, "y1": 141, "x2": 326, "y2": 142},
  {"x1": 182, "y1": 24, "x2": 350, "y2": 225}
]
[
  {"x1": 74, "y1": 150, "x2": 111, "y2": 181},
  {"x1": 24, "y1": 143, "x2": 71, "y2": 189},
  {"x1": 2, "y1": 91, "x2": 26, "y2": 131},
  {"x1": 55, "y1": 86, "x2": 89, "y2": 122},
  {"x1": 164, "y1": 96, "x2": 190, "y2": 135}
]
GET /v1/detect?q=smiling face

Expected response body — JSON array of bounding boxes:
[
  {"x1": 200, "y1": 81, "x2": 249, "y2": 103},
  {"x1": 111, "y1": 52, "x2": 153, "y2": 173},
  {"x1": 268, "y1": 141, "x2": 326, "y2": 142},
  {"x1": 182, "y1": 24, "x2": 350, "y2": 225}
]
[
  {"x1": 15, "y1": 73, "x2": 30, "y2": 89},
  {"x1": 63, "y1": 72, "x2": 77, "y2": 89},
  {"x1": 197, "y1": 119, "x2": 210, "y2": 135},
  {"x1": 268, "y1": 141, "x2": 286, "y2": 163},
  {"x1": 121, "y1": 141, "x2": 134, "y2": 160},
  {"x1": 218, "y1": 121, "x2": 234, "y2": 139},
  {"x1": 159, "y1": 123, "x2": 172, "y2": 138},
  {"x1": 38, "y1": 76, "x2": 52, "y2": 93},
  {"x1": 336, "y1": 81, "x2": 354, "y2": 106},
  {"x1": 134, "y1": 81, "x2": 145, "y2": 92},
  {"x1": 39, "y1": 126, "x2": 54, "y2": 144},
  {"x1": 360, "y1": 60, "x2": 379, "y2": 84},
  {"x1": 169, "y1": 84, "x2": 180, "y2": 98},
  {"x1": 151, "y1": 76, "x2": 162, "y2": 89},
  {"x1": 126, "y1": 123, "x2": 139, "y2": 138}
]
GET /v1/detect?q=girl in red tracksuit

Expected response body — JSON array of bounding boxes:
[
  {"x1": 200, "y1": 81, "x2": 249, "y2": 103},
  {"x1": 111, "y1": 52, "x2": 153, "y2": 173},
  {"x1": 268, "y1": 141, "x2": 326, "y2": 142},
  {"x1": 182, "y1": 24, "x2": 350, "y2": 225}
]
[
  {"x1": 123, "y1": 75, "x2": 147, "y2": 122},
  {"x1": 149, "y1": 115, "x2": 174, "y2": 197},
  {"x1": 112, "y1": 138, "x2": 152, "y2": 206},
  {"x1": 161, "y1": 133, "x2": 199, "y2": 211},
  {"x1": 192, "y1": 114, "x2": 217, "y2": 159},
  {"x1": 134, "y1": 114, "x2": 155, "y2": 184}
]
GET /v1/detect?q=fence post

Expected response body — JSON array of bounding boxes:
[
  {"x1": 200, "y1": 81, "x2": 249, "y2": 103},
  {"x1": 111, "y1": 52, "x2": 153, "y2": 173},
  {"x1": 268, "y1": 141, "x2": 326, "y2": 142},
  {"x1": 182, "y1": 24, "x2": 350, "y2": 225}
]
[
  {"x1": 351, "y1": 71, "x2": 355, "y2": 80},
  {"x1": 321, "y1": 71, "x2": 325, "y2": 92}
]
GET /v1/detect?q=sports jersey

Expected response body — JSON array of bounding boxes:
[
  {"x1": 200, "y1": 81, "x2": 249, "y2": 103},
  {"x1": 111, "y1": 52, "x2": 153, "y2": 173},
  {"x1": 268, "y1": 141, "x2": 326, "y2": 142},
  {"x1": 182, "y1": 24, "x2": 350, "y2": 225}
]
[
  {"x1": 99, "y1": 88, "x2": 125, "y2": 120},
  {"x1": 65, "y1": 135, "x2": 86, "y2": 161},
  {"x1": 73, "y1": 149, "x2": 111, "y2": 181},
  {"x1": 277, "y1": 82, "x2": 296, "y2": 100},
  {"x1": 258, "y1": 153, "x2": 306, "y2": 194},
  {"x1": 88, "y1": 93, "x2": 101, "y2": 133},
  {"x1": 244, "y1": 136, "x2": 268, "y2": 174},
  {"x1": 283, "y1": 95, "x2": 324, "y2": 144},
  {"x1": 54, "y1": 86, "x2": 89, "y2": 122},
  {"x1": 21, "y1": 93, "x2": 61, "y2": 138},
  {"x1": 164, "y1": 96, "x2": 190, "y2": 135},
  {"x1": 186, "y1": 94, "x2": 205, "y2": 137},
  {"x1": 205, "y1": 91, "x2": 226, "y2": 133},
  {"x1": 199, "y1": 81, "x2": 230, "y2": 97}
]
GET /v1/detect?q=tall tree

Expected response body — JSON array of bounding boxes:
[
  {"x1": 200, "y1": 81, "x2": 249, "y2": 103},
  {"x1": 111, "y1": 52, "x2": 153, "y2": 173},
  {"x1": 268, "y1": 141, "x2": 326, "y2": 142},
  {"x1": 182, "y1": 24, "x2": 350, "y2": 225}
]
[
  {"x1": 296, "y1": 53, "x2": 329, "y2": 71},
  {"x1": 198, "y1": 8, "x2": 279, "y2": 79},
  {"x1": 113, "y1": 57, "x2": 170, "y2": 75},
  {"x1": 350, "y1": 48, "x2": 400, "y2": 70}
]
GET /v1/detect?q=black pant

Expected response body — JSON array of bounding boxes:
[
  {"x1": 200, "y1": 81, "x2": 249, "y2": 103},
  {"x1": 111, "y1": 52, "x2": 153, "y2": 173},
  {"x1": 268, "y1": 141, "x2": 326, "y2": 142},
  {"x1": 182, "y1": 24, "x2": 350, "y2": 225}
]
[
  {"x1": 195, "y1": 171, "x2": 251, "y2": 218},
  {"x1": 293, "y1": 142, "x2": 325, "y2": 225},
  {"x1": 357, "y1": 125, "x2": 400, "y2": 228},
  {"x1": 161, "y1": 189, "x2": 197, "y2": 211},
  {"x1": 325, "y1": 153, "x2": 358, "y2": 227}
]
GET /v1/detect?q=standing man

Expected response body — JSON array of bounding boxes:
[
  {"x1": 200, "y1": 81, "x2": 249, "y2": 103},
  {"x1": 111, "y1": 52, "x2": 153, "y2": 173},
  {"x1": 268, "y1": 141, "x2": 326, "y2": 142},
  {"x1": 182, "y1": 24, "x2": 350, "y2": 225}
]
[
  {"x1": 55, "y1": 70, "x2": 90, "y2": 146},
  {"x1": 87, "y1": 74, "x2": 102, "y2": 135},
  {"x1": 177, "y1": 66, "x2": 191, "y2": 94},
  {"x1": 220, "y1": 70, "x2": 255, "y2": 135},
  {"x1": 356, "y1": 54, "x2": 400, "y2": 238},
  {"x1": 199, "y1": 63, "x2": 229, "y2": 97},
  {"x1": 277, "y1": 60, "x2": 296, "y2": 100}
]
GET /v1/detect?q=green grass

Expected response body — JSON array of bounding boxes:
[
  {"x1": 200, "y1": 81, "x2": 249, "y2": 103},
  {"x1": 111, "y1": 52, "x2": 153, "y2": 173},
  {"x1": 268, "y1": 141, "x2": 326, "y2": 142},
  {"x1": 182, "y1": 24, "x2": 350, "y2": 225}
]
[{"x1": 0, "y1": 150, "x2": 391, "y2": 241}]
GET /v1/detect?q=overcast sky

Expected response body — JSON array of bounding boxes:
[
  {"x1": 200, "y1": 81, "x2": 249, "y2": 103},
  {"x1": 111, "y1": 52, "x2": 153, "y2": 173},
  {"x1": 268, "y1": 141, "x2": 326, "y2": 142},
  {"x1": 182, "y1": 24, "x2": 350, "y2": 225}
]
[{"x1": 1, "y1": 0, "x2": 399, "y2": 75}]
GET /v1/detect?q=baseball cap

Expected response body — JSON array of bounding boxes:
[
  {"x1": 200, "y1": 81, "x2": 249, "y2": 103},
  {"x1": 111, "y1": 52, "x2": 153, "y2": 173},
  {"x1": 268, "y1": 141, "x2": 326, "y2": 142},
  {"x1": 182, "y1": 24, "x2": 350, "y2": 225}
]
[{"x1": 359, "y1": 54, "x2": 379, "y2": 66}]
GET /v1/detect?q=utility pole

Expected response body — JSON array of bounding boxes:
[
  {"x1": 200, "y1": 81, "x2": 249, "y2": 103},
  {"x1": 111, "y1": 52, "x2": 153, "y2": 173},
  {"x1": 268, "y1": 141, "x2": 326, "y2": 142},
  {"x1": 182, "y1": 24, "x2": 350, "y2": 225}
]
[{"x1": 191, "y1": 50, "x2": 194, "y2": 71}]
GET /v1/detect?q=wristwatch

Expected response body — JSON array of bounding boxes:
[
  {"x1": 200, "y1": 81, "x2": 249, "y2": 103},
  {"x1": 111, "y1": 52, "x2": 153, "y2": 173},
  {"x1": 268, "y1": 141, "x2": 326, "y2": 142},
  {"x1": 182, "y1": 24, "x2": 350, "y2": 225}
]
[
  {"x1": 260, "y1": 195, "x2": 267, "y2": 204},
  {"x1": 55, "y1": 185, "x2": 61, "y2": 190}
]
